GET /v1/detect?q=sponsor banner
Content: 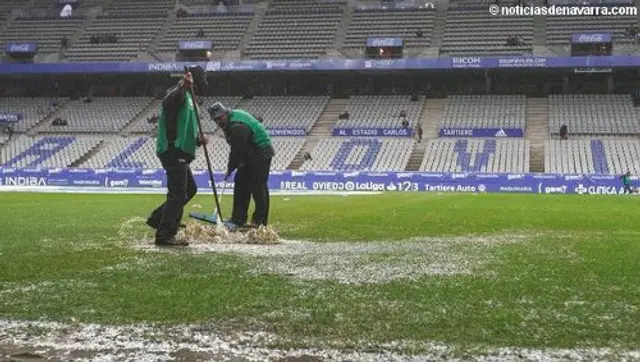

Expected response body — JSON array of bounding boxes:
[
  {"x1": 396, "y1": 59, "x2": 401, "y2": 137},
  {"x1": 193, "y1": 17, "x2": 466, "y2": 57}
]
[
  {"x1": 71, "y1": 179, "x2": 102, "y2": 186},
  {"x1": 5, "y1": 43, "x2": 37, "y2": 55},
  {"x1": 267, "y1": 128, "x2": 306, "y2": 136},
  {"x1": 499, "y1": 186, "x2": 535, "y2": 193},
  {"x1": 451, "y1": 57, "x2": 483, "y2": 69},
  {"x1": 573, "y1": 67, "x2": 613, "y2": 74},
  {"x1": 136, "y1": 168, "x2": 166, "y2": 188},
  {"x1": 532, "y1": 173, "x2": 562, "y2": 180},
  {"x1": 332, "y1": 128, "x2": 414, "y2": 137},
  {"x1": 571, "y1": 33, "x2": 613, "y2": 44},
  {"x1": 495, "y1": 56, "x2": 548, "y2": 68},
  {"x1": 147, "y1": 62, "x2": 187, "y2": 72},
  {"x1": 287, "y1": 61, "x2": 314, "y2": 70},
  {"x1": 0, "y1": 168, "x2": 634, "y2": 195},
  {"x1": 219, "y1": 61, "x2": 263, "y2": 72},
  {"x1": 366, "y1": 37, "x2": 404, "y2": 47},
  {"x1": 0, "y1": 113, "x2": 21, "y2": 124},
  {"x1": 4, "y1": 55, "x2": 640, "y2": 74},
  {"x1": 47, "y1": 178, "x2": 69, "y2": 186},
  {"x1": 438, "y1": 128, "x2": 524, "y2": 138},
  {"x1": 179, "y1": 40, "x2": 212, "y2": 51},
  {"x1": 264, "y1": 60, "x2": 318, "y2": 71}
]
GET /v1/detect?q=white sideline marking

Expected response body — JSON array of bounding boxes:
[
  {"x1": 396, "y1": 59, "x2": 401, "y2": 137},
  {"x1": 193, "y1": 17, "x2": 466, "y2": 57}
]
[{"x1": 0, "y1": 186, "x2": 382, "y2": 196}]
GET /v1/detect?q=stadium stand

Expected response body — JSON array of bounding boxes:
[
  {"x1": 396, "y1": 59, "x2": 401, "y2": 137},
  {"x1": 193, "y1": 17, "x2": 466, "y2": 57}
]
[
  {"x1": 441, "y1": 95, "x2": 526, "y2": 129},
  {"x1": 0, "y1": 1, "x2": 18, "y2": 18},
  {"x1": 65, "y1": 15, "x2": 166, "y2": 62},
  {"x1": 73, "y1": 0, "x2": 107, "y2": 8},
  {"x1": 8, "y1": 0, "x2": 640, "y2": 181},
  {"x1": 342, "y1": 7, "x2": 435, "y2": 54},
  {"x1": 603, "y1": 139, "x2": 640, "y2": 174},
  {"x1": 127, "y1": 102, "x2": 161, "y2": 135},
  {"x1": 545, "y1": 138, "x2": 640, "y2": 175},
  {"x1": 420, "y1": 139, "x2": 530, "y2": 173},
  {"x1": 83, "y1": 135, "x2": 304, "y2": 171},
  {"x1": 156, "y1": 12, "x2": 254, "y2": 57},
  {"x1": 441, "y1": 3, "x2": 533, "y2": 56},
  {"x1": 0, "y1": 17, "x2": 84, "y2": 56},
  {"x1": 548, "y1": 95, "x2": 640, "y2": 135},
  {"x1": 102, "y1": 0, "x2": 175, "y2": 17},
  {"x1": 244, "y1": 1, "x2": 345, "y2": 59},
  {"x1": 546, "y1": 14, "x2": 638, "y2": 55},
  {"x1": 0, "y1": 129, "x2": 11, "y2": 146},
  {"x1": 40, "y1": 97, "x2": 153, "y2": 133},
  {"x1": 2, "y1": 90, "x2": 639, "y2": 176},
  {"x1": 335, "y1": 95, "x2": 423, "y2": 129},
  {"x1": 130, "y1": 96, "x2": 328, "y2": 134},
  {"x1": 7, "y1": 90, "x2": 640, "y2": 176},
  {"x1": 1, "y1": 135, "x2": 101, "y2": 168},
  {"x1": 190, "y1": 136, "x2": 305, "y2": 171},
  {"x1": 546, "y1": 138, "x2": 604, "y2": 174},
  {"x1": 241, "y1": 96, "x2": 328, "y2": 132},
  {"x1": 127, "y1": 96, "x2": 242, "y2": 134},
  {"x1": 0, "y1": 97, "x2": 60, "y2": 132},
  {"x1": 82, "y1": 136, "x2": 161, "y2": 169},
  {"x1": 299, "y1": 138, "x2": 414, "y2": 171}
]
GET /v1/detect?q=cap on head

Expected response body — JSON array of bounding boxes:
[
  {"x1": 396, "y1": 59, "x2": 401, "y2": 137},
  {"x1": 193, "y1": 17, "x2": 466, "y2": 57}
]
[
  {"x1": 187, "y1": 65, "x2": 208, "y2": 90},
  {"x1": 208, "y1": 102, "x2": 229, "y2": 121}
]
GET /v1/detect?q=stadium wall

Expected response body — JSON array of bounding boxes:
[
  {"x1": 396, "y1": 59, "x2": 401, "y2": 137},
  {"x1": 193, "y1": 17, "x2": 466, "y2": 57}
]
[
  {"x1": 0, "y1": 56, "x2": 638, "y2": 74},
  {"x1": 0, "y1": 167, "x2": 634, "y2": 195}
]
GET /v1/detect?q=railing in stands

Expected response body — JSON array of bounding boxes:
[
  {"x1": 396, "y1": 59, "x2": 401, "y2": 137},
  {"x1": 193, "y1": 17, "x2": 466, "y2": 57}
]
[
  {"x1": 181, "y1": 4, "x2": 255, "y2": 15},
  {"x1": 11, "y1": 6, "x2": 91, "y2": 19},
  {"x1": 355, "y1": 0, "x2": 435, "y2": 10}
]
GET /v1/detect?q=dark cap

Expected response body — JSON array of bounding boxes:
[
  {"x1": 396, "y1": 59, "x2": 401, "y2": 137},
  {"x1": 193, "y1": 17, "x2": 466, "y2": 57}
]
[
  {"x1": 186, "y1": 65, "x2": 208, "y2": 90},
  {"x1": 208, "y1": 102, "x2": 229, "y2": 120}
]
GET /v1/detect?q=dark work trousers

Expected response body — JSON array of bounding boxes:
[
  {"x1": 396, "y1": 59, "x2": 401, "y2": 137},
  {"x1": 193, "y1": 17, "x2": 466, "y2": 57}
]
[
  {"x1": 148, "y1": 148, "x2": 197, "y2": 242},
  {"x1": 231, "y1": 155, "x2": 272, "y2": 226}
]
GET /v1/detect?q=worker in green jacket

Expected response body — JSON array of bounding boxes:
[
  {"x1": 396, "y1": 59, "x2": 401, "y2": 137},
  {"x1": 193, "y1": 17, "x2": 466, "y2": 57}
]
[
  {"x1": 621, "y1": 171, "x2": 633, "y2": 194},
  {"x1": 147, "y1": 67, "x2": 208, "y2": 246},
  {"x1": 207, "y1": 102, "x2": 275, "y2": 230}
]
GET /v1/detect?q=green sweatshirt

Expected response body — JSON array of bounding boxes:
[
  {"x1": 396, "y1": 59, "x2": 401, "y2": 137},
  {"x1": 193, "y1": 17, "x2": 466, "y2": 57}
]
[
  {"x1": 228, "y1": 109, "x2": 271, "y2": 148},
  {"x1": 156, "y1": 90, "x2": 199, "y2": 159},
  {"x1": 622, "y1": 175, "x2": 631, "y2": 185}
]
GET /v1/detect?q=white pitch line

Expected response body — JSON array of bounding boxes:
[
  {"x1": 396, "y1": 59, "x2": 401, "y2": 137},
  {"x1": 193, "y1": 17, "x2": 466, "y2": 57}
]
[{"x1": 0, "y1": 186, "x2": 383, "y2": 196}]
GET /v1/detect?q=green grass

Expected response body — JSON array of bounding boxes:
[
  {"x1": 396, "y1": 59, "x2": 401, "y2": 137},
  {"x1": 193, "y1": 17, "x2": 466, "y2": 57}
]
[{"x1": 1, "y1": 192, "x2": 640, "y2": 353}]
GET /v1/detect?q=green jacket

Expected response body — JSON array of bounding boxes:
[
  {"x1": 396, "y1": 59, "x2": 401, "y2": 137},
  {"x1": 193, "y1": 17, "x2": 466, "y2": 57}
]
[
  {"x1": 622, "y1": 175, "x2": 631, "y2": 185},
  {"x1": 156, "y1": 86, "x2": 199, "y2": 161},
  {"x1": 223, "y1": 109, "x2": 273, "y2": 175},
  {"x1": 228, "y1": 109, "x2": 271, "y2": 149}
]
